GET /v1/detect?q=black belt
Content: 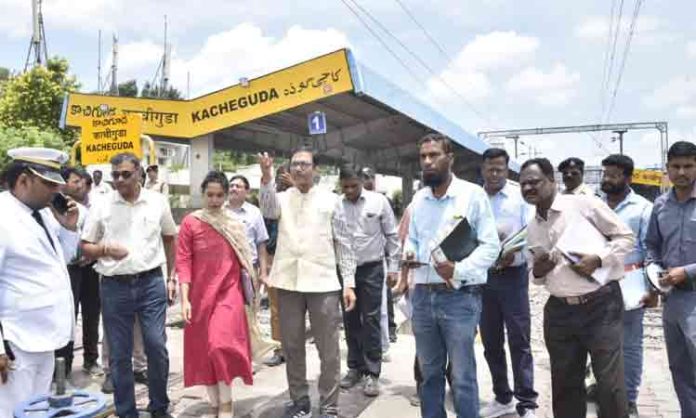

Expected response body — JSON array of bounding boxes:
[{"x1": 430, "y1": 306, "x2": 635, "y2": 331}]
[
  {"x1": 104, "y1": 267, "x2": 161, "y2": 283},
  {"x1": 552, "y1": 282, "x2": 617, "y2": 305},
  {"x1": 357, "y1": 260, "x2": 383, "y2": 268},
  {"x1": 416, "y1": 283, "x2": 481, "y2": 293}
]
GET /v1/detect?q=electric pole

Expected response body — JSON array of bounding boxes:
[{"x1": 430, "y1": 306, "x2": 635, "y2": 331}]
[{"x1": 613, "y1": 129, "x2": 627, "y2": 155}]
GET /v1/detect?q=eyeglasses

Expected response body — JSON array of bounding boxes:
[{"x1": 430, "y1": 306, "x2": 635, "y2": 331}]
[
  {"x1": 290, "y1": 161, "x2": 313, "y2": 170},
  {"x1": 111, "y1": 170, "x2": 135, "y2": 180}
]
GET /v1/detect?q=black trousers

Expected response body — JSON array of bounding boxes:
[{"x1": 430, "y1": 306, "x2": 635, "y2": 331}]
[
  {"x1": 544, "y1": 282, "x2": 628, "y2": 418},
  {"x1": 55, "y1": 263, "x2": 102, "y2": 375},
  {"x1": 343, "y1": 261, "x2": 384, "y2": 377},
  {"x1": 480, "y1": 265, "x2": 538, "y2": 413}
]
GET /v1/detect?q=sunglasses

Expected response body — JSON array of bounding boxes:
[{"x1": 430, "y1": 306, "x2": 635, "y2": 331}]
[{"x1": 111, "y1": 170, "x2": 135, "y2": 180}]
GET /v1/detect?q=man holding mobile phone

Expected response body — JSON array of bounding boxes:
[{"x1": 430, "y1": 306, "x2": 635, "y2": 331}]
[{"x1": 0, "y1": 148, "x2": 79, "y2": 418}]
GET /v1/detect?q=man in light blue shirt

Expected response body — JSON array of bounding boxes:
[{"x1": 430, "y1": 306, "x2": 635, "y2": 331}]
[
  {"x1": 600, "y1": 154, "x2": 652, "y2": 418},
  {"x1": 402, "y1": 133, "x2": 500, "y2": 418},
  {"x1": 478, "y1": 148, "x2": 538, "y2": 418}
]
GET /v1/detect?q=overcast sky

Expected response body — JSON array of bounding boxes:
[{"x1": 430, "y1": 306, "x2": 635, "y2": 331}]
[{"x1": 1, "y1": 0, "x2": 694, "y2": 169}]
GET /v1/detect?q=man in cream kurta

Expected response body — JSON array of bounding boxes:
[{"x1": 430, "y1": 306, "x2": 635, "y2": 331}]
[{"x1": 258, "y1": 147, "x2": 356, "y2": 418}]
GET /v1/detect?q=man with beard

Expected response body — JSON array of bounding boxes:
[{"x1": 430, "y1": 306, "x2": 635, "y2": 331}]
[
  {"x1": 401, "y1": 133, "x2": 500, "y2": 418},
  {"x1": 600, "y1": 154, "x2": 652, "y2": 418},
  {"x1": 521, "y1": 158, "x2": 633, "y2": 418},
  {"x1": 558, "y1": 157, "x2": 595, "y2": 196},
  {"x1": 645, "y1": 141, "x2": 696, "y2": 417}
]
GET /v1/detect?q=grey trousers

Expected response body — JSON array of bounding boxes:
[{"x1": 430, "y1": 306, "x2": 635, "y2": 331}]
[
  {"x1": 663, "y1": 289, "x2": 696, "y2": 418},
  {"x1": 277, "y1": 289, "x2": 342, "y2": 414}
]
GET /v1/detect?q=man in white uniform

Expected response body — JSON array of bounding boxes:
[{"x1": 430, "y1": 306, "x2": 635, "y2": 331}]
[{"x1": 0, "y1": 148, "x2": 79, "y2": 417}]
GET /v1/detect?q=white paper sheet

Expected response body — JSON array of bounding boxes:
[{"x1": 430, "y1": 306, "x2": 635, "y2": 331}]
[
  {"x1": 620, "y1": 269, "x2": 650, "y2": 310},
  {"x1": 555, "y1": 215, "x2": 612, "y2": 285}
]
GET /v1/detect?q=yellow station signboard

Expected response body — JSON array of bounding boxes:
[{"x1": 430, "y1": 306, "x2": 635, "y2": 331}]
[
  {"x1": 64, "y1": 49, "x2": 355, "y2": 139},
  {"x1": 80, "y1": 113, "x2": 143, "y2": 165}
]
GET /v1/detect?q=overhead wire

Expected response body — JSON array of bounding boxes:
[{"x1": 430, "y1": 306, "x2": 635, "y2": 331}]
[
  {"x1": 603, "y1": 0, "x2": 644, "y2": 124},
  {"x1": 337, "y1": 0, "x2": 425, "y2": 89},
  {"x1": 599, "y1": 0, "x2": 618, "y2": 117},
  {"x1": 343, "y1": 0, "x2": 492, "y2": 125}
]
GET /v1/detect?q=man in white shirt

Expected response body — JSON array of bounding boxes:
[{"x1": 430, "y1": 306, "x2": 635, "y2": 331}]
[
  {"x1": 226, "y1": 174, "x2": 281, "y2": 364},
  {"x1": 0, "y1": 147, "x2": 79, "y2": 418},
  {"x1": 81, "y1": 153, "x2": 177, "y2": 418},
  {"x1": 144, "y1": 165, "x2": 169, "y2": 196},
  {"x1": 88, "y1": 169, "x2": 112, "y2": 205}
]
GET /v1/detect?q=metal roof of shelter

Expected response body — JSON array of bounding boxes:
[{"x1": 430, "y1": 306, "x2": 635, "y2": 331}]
[
  {"x1": 211, "y1": 50, "x2": 495, "y2": 180},
  {"x1": 63, "y1": 49, "x2": 502, "y2": 181}
]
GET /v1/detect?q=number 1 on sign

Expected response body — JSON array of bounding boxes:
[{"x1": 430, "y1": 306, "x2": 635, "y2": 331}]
[{"x1": 312, "y1": 115, "x2": 321, "y2": 131}]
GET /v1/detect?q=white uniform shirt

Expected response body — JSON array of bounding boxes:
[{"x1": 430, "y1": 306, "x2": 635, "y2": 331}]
[
  {"x1": 82, "y1": 188, "x2": 177, "y2": 276},
  {"x1": 0, "y1": 192, "x2": 77, "y2": 353}
]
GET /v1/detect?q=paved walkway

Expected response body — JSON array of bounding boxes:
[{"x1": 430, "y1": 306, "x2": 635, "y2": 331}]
[{"x1": 65, "y1": 285, "x2": 681, "y2": 417}]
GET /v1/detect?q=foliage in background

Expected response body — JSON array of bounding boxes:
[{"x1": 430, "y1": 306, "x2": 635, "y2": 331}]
[
  {"x1": 0, "y1": 57, "x2": 79, "y2": 144},
  {"x1": 0, "y1": 125, "x2": 69, "y2": 171},
  {"x1": 141, "y1": 82, "x2": 183, "y2": 100}
]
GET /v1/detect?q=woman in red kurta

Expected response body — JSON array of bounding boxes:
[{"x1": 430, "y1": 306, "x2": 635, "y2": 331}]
[{"x1": 176, "y1": 171, "x2": 255, "y2": 418}]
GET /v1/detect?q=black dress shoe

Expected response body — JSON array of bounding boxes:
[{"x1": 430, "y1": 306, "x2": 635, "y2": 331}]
[{"x1": 101, "y1": 373, "x2": 114, "y2": 394}]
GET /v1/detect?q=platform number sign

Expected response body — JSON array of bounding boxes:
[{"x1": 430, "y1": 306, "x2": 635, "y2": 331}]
[{"x1": 308, "y1": 111, "x2": 327, "y2": 135}]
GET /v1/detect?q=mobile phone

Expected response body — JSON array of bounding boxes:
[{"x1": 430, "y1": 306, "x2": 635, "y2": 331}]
[{"x1": 51, "y1": 193, "x2": 70, "y2": 215}]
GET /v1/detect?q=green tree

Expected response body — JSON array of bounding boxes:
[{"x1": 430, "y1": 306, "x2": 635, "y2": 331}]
[
  {"x1": 117, "y1": 79, "x2": 138, "y2": 97},
  {"x1": 0, "y1": 124, "x2": 69, "y2": 172},
  {"x1": 141, "y1": 81, "x2": 183, "y2": 100},
  {"x1": 0, "y1": 57, "x2": 80, "y2": 142}
]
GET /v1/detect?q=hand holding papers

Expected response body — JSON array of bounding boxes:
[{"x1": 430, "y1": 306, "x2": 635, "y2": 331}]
[
  {"x1": 555, "y1": 215, "x2": 612, "y2": 284},
  {"x1": 620, "y1": 269, "x2": 650, "y2": 310},
  {"x1": 495, "y1": 226, "x2": 527, "y2": 269}
]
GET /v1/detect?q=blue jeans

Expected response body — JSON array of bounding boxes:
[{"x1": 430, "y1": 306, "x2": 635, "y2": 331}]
[
  {"x1": 412, "y1": 284, "x2": 482, "y2": 418},
  {"x1": 663, "y1": 289, "x2": 696, "y2": 418},
  {"x1": 101, "y1": 271, "x2": 170, "y2": 418},
  {"x1": 623, "y1": 307, "x2": 644, "y2": 403}
]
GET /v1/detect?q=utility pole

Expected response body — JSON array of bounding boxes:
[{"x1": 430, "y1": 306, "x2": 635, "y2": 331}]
[
  {"x1": 160, "y1": 15, "x2": 170, "y2": 97},
  {"x1": 97, "y1": 30, "x2": 102, "y2": 94},
  {"x1": 109, "y1": 34, "x2": 119, "y2": 95},
  {"x1": 24, "y1": 0, "x2": 48, "y2": 71},
  {"x1": 507, "y1": 135, "x2": 521, "y2": 159},
  {"x1": 612, "y1": 129, "x2": 627, "y2": 155}
]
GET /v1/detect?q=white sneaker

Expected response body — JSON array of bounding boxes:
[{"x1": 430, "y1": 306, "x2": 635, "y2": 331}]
[
  {"x1": 520, "y1": 410, "x2": 536, "y2": 418},
  {"x1": 479, "y1": 400, "x2": 515, "y2": 418}
]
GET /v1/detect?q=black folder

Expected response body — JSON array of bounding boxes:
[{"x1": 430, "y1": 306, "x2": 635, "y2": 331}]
[{"x1": 432, "y1": 218, "x2": 479, "y2": 262}]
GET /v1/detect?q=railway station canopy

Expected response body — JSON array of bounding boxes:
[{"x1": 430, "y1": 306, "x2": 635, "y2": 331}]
[{"x1": 62, "y1": 49, "x2": 496, "y2": 201}]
